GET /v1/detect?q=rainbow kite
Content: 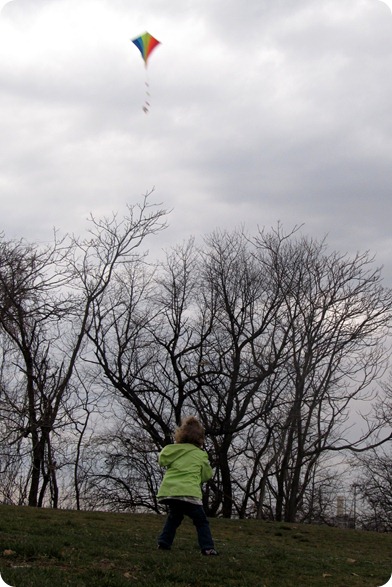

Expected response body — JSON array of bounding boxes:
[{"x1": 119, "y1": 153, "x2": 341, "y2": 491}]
[
  {"x1": 132, "y1": 32, "x2": 161, "y2": 67},
  {"x1": 132, "y1": 32, "x2": 161, "y2": 113}
]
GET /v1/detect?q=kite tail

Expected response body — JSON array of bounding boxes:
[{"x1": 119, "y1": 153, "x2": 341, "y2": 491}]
[{"x1": 143, "y1": 68, "x2": 151, "y2": 114}]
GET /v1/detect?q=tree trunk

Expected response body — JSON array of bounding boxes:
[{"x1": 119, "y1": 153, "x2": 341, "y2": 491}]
[{"x1": 28, "y1": 434, "x2": 44, "y2": 507}]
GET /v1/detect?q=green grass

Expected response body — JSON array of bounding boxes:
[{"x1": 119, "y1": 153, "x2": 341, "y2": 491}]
[{"x1": 0, "y1": 504, "x2": 391, "y2": 586}]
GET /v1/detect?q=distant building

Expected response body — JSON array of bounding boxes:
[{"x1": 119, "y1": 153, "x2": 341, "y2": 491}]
[{"x1": 333, "y1": 495, "x2": 355, "y2": 529}]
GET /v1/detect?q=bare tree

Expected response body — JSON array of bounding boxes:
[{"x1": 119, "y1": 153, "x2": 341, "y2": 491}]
[
  {"x1": 84, "y1": 238, "x2": 205, "y2": 511},
  {"x1": 0, "y1": 196, "x2": 167, "y2": 507},
  {"x1": 252, "y1": 227, "x2": 392, "y2": 522},
  {"x1": 354, "y1": 447, "x2": 392, "y2": 531},
  {"x1": 188, "y1": 229, "x2": 291, "y2": 517},
  {"x1": 74, "y1": 225, "x2": 392, "y2": 520},
  {"x1": 353, "y1": 377, "x2": 392, "y2": 531},
  {"x1": 82, "y1": 405, "x2": 164, "y2": 513}
]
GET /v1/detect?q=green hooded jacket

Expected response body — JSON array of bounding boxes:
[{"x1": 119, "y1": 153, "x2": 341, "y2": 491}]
[{"x1": 157, "y1": 443, "x2": 213, "y2": 499}]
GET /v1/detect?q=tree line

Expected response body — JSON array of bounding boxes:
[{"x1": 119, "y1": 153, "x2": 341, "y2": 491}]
[{"x1": 0, "y1": 196, "x2": 391, "y2": 526}]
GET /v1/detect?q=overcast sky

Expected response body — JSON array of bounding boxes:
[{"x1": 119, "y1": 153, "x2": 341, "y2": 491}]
[{"x1": 1, "y1": 0, "x2": 392, "y2": 283}]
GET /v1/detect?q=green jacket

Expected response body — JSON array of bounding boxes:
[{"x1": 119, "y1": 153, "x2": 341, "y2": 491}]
[{"x1": 157, "y1": 443, "x2": 213, "y2": 499}]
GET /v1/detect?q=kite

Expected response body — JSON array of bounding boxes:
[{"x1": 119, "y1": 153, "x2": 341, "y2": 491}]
[{"x1": 131, "y1": 32, "x2": 161, "y2": 113}]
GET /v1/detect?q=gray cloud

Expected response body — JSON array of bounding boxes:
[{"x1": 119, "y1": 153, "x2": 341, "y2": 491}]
[{"x1": 0, "y1": 0, "x2": 392, "y2": 283}]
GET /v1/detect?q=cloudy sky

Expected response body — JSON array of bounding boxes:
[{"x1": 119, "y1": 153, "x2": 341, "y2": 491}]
[{"x1": 1, "y1": 0, "x2": 392, "y2": 282}]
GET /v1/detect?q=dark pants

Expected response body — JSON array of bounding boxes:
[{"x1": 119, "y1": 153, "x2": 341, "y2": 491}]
[{"x1": 158, "y1": 499, "x2": 214, "y2": 551}]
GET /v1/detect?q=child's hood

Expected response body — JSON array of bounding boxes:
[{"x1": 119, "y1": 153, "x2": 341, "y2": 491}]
[{"x1": 159, "y1": 443, "x2": 201, "y2": 467}]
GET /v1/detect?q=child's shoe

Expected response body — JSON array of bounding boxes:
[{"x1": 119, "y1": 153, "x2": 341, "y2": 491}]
[{"x1": 201, "y1": 548, "x2": 218, "y2": 556}]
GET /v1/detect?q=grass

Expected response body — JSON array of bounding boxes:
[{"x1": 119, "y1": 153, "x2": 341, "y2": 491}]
[{"x1": 0, "y1": 504, "x2": 391, "y2": 587}]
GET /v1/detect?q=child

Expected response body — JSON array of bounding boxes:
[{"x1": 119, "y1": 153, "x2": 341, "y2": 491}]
[{"x1": 157, "y1": 416, "x2": 218, "y2": 555}]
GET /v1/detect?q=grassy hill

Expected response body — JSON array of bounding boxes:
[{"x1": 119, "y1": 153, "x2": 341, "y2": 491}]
[{"x1": 0, "y1": 504, "x2": 391, "y2": 587}]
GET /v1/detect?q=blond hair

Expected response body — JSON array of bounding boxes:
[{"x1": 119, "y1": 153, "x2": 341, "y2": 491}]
[{"x1": 174, "y1": 416, "x2": 205, "y2": 448}]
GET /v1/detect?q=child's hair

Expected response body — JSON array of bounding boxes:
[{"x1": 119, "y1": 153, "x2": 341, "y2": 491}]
[{"x1": 174, "y1": 416, "x2": 205, "y2": 448}]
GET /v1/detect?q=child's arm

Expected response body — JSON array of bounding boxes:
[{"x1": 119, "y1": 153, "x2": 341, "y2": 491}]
[
  {"x1": 201, "y1": 454, "x2": 213, "y2": 483},
  {"x1": 158, "y1": 446, "x2": 170, "y2": 467}
]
